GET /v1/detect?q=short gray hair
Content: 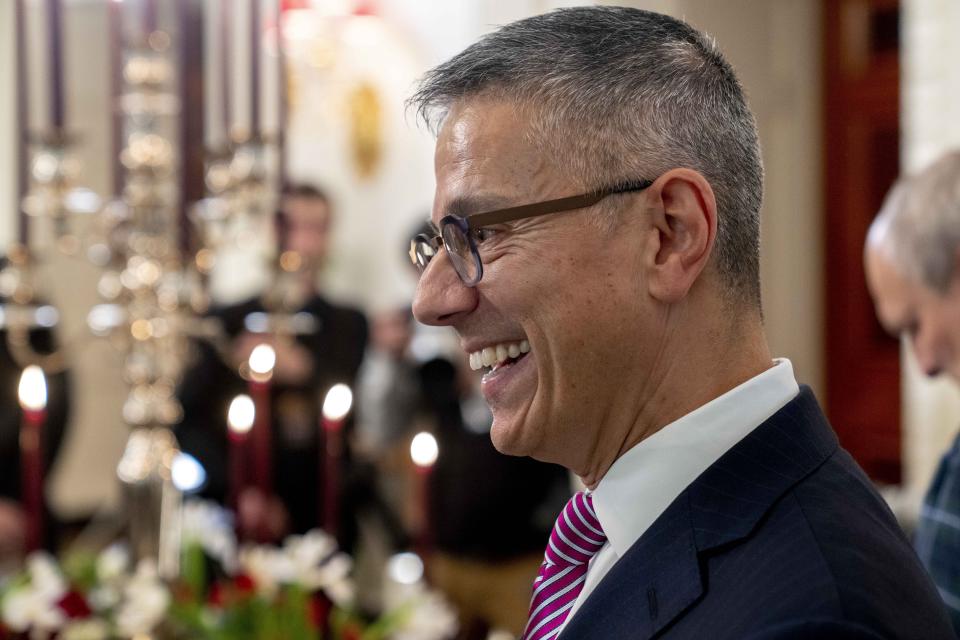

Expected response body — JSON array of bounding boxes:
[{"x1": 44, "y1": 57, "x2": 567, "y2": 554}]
[
  {"x1": 871, "y1": 150, "x2": 960, "y2": 293},
  {"x1": 409, "y1": 6, "x2": 764, "y2": 308}
]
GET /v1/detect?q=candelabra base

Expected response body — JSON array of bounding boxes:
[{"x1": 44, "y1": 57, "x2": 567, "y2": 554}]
[{"x1": 117, "y1": 426, "x2": 183, "y2": 581}]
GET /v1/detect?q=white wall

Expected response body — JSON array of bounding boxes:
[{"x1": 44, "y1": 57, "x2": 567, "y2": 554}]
[
  {"x1": 677, "y1": 0, "x2": 824, "y2": 397},
  {"x1": 277, "y1": 0, "x2": 617, "y2": 313}
]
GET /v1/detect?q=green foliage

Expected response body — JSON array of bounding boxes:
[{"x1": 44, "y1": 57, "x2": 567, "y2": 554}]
[
  {"x1": 167, "y1": 582, "x2": 324, "y2": 640},
  {"x1": 61, "y1": 550, "x2": 99, "y2": 592}
]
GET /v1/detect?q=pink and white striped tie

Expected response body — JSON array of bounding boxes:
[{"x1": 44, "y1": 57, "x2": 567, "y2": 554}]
[{"x1": 522, "y1": 491, "x2": 607, "y2": 640}]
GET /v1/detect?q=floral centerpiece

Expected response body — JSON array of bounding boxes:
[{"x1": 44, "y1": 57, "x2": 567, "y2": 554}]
[{"x1": 0, "y1": 501, "x2": 457, "y2": 640}]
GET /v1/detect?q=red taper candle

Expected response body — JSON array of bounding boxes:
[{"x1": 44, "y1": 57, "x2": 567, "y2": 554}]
[{"x1": 18, "y1": 366, "x2": 47, "y2": 552}]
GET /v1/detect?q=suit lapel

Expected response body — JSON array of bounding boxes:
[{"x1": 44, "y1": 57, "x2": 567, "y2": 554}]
[
  {"x1": 559, "y1": 494, "x2": 702, "y2": 639},
  {"x1": 687, "y1": 386, "x2": 837, "y2": 551},
  {"x1": 560, "y1": 387, "x2": 838, "y2": 639}
]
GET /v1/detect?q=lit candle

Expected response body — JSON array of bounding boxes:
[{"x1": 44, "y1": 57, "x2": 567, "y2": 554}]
[
  {"x1": 220, "y1": 0, "x2": 232, "y2": 143},
  {"x1": 410, "y1": 431, "x2": 438, "y2": 558},
  {"x1": 227, "y1": 394, "x2": 255, "y2": 513},
  {"x1": 18, "y1": 366, "x2": 47, "y2": 552},
  {"x1": 249, "y1": 0, "x2": 261, "y2": 138},
  {"x1": 45, "y1": 0, "x2": 65, "y2": 131},
  {"x1": 321, "y1": 384, "x2": 352, "y2": 536},
  {"x1": 108, "y1": 0, "x2": 124, "y2": 199},
  {"x1": 14, "y1": 0, "x2": 28, "y2": 247},
  {"x1": 142, "y1": 0, "x2": 157, "y2": 39},
  {"x1": 247, "y1": 343, "x2": 275, "y2": 495},
  {"x1": 275, "y1": 0, "x2": 286, "y2": 187}
]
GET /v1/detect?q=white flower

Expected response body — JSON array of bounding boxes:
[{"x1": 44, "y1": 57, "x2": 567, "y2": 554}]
[
  {"x1": 1, "y1": 552, "x2": 68, "y2": 635},
  {"x1": 282, "y1": 530, "x2": 337, "y2": 571},
  {"x1": 390, "y1": 589, "x2": 459, "y2": 640},
  {"x1": 61, "y1": 618, "x2": 110, "y2": 640},
  {"x1": 237, "y1": 545, "x2": 292, "y2": 597},
  {"x1": 87, "y1": 585, "x2": 120, "y2": 612},
  {"x1": 181, "y1": 499, "x2": 237, "y2": 572},
  {"x1": 27, "y1": 553, "x2": 67, "y2": 597},
  {"x1": 2, "y1": 587, "x2": 66, "y2": 635},
  {"x1": 87, "y1": 544, "x2": 129, "y2": 614},
  {"x1": 237, "y1": 529, "x2": 356, "y2": 604},
  {"x1": 114, "y1": 559, "x2": 170, "y2": 637},
  {"x1": 96, "y1": 543, "x2": 130, "y2": 584},
  {"x1": 317, "y1": 555, "x2": 355, "y2": 607},
  {"x1": 283, "y1": 531, "x2": 354, "y2": 603}
]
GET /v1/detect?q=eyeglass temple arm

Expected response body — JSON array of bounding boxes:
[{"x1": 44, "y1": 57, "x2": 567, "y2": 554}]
[{"x1": 465, "y1": 179, "x2": 653, "y2": 229}]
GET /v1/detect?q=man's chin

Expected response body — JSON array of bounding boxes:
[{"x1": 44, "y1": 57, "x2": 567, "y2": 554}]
[{"x1": 488, "y1": 418, "x2": 534, "y2": 458}]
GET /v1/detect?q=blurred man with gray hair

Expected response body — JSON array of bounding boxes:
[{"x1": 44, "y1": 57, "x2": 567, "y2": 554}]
[
  {"x1": 866, "y1": 150, "x2": 960, "y2": 634},
  {"x1": 409, "y1": 6, "x2": 952, "y2": 639}
]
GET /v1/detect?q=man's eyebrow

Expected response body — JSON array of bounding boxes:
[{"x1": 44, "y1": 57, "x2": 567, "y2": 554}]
[{"x1": 445, "y1": 193, "x2": 512, "y2": 217}]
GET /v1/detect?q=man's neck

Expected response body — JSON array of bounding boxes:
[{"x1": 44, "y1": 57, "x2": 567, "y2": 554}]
[{"x1": 579, "y1": 314, "x2": 773, "y2": 489}]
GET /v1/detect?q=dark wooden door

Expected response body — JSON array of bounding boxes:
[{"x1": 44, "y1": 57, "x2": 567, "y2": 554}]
[{"x1": 823, "y1": 0, "x2": 902, "y2": 484}]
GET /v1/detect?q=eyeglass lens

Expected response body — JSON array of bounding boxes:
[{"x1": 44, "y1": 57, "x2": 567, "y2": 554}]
[
  {"x1": 413, "y1": 236, "x2": 436, "y2": 271},
  {"x1": 441, "y1": 221, "x2": 481, "y2": 284}
]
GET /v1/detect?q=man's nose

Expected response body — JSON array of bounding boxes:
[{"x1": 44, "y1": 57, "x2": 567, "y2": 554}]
[{"x1": 412, "y1": 250, "x2": 478, "y2": 326}]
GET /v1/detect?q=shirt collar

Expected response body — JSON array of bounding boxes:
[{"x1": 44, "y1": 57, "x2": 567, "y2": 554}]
[{"x1": 590, "y1": 358, "x2": 800, "y2": 558}]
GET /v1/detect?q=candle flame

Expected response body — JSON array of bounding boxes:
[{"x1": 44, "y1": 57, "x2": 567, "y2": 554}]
[
  {"x1": 322, "y1": 384, "x2": 353, "y2": 421},
  {"x1": 18, "y1": 366, "x2": 47, "y2": 412},
  {"x1": 228, "y1": 394, "x2": 255, "y2": 434},
  {"x1": 410, "y1": 431, "x2": 438, "y2": 468},
  {"x1": 248, "y1": 343, "x2": 277, "y2": 376}
]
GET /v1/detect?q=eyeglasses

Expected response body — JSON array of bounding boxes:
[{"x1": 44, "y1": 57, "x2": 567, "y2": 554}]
[{"x1": 409, "y1": 180, "x2": 653, "y2": 286}]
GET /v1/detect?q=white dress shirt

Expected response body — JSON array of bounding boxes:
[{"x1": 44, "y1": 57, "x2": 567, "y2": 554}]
[{"x1": 559, "y1": 358, "x2": 800, "y2": 635}]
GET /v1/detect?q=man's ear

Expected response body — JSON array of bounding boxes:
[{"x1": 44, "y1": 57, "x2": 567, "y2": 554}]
[{"x1": 643, "y1": 168, "x2": 718, "y2": 303}]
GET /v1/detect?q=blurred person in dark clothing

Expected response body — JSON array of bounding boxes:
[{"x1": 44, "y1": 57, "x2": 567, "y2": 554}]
[
  {"x1": 176, "y1": 184, "x2": 368, "y2": 543},
  {"x1": 420, "y1": 355, "x2": 568, "y2": 639}
]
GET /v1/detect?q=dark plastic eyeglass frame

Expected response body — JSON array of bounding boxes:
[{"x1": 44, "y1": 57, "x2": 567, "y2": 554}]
[{"x1": 411, "y1": 179, "x2": 654, "y2": 286}]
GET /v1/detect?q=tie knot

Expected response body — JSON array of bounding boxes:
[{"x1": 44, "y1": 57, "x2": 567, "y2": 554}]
[{"x1": 544, "y1": 491, "x2": 607, "y2": 568}]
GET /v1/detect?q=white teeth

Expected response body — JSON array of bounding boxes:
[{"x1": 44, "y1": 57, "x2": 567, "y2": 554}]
[
  {"x1": 468, "y1": 340, "x2": 531, "y2": 371},
  {"x1": 482, "y1": 347, "x2": 496, "y2": 367}
]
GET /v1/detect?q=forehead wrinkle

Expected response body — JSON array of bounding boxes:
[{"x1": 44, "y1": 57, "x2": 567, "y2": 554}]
[{"x1": 433, "y1": 100, "x2": 566, "y2": 226}]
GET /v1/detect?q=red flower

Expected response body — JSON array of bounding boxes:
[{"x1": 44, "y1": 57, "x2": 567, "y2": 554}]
[
  {"x1": 207, "y1": 582, "x2": 224, "y2": 607},
  {"x1": 233, "y1": 573, "x2": 256, "y2": 595},
  {"x1": 57, "y1": 591, "x2": 91, "y2": 619},
  {"x1": 308, "y1": 594, "x2": 330, "y2": 629}
]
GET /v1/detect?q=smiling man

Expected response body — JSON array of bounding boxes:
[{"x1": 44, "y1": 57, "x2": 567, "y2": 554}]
[
  {"x1": 408, "y1": 7, "x2": 952, "y2": 640},
  {"x1": 866, "y1": 150, "x2": 960, "y2": 633}
]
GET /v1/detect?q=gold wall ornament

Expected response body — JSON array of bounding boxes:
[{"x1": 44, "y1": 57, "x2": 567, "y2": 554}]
[
  {"x1": 347, "y1": 82, "x2": 383, "y2": 180},
  {"x1": 286, "y1": 62, "x2": 301, "y2": 119}
]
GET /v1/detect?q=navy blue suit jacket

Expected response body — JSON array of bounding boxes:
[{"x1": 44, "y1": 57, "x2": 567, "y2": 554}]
[{"x1": 560, "y1": 387, "x2": 954, "y2": 639}]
